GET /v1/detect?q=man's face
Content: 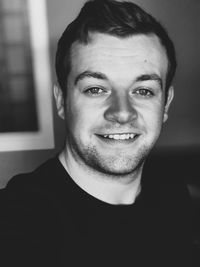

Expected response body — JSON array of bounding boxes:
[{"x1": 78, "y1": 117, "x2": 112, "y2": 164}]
[{"x1": 56, "y1": 33, "x2": 173, "y2": 176}]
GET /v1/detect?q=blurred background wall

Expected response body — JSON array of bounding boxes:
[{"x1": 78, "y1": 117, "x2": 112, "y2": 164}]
[{"x1": 0, "y1": 0, "x2": 199, "y2": 187}]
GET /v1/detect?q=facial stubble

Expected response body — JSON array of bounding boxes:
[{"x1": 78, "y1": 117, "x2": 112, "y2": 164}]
[{"x1": 66, "y1": 130, "x2": 153, "y2": 179}]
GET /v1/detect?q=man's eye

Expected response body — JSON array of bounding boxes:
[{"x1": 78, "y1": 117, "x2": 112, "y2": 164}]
[
  {"x1": 84, "y1": 87, "x2": 106, "y2": 96},
  {"x1": 134, "y1": 88, "x2": 154, "y2": 97}
]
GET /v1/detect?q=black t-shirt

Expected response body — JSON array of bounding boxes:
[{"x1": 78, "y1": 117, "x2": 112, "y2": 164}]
[{"x1": 0, "y1": 157, "x2": 193, "y2": 266}]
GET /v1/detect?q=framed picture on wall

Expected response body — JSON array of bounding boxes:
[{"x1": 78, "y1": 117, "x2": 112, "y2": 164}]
[{"x1": 0, "y1": 0, "x2": 54, "y2": 151}]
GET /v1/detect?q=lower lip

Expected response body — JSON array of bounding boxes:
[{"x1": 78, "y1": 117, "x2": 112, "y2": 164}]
[{"x1": 96, "y1": 134, "x2": 139, "y2": 145}]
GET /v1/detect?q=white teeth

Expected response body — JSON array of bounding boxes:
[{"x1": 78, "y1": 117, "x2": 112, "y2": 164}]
[
  {"x1": 103, "y1": 134, "x2": 136, "y2": 140},
  {"x1": 113, "y1": 134, "x2": 120, "y2": 140}
]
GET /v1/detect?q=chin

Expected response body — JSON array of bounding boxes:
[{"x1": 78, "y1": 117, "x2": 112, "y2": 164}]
[
  {"x1": 70, "y1": 136, "x2": 154, "y2": 176},
  {"x1": 87, "y1": 154, "x2": 145, "y2": 177}
]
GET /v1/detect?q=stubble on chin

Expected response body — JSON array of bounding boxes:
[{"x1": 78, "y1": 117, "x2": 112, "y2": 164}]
[{"x1": 66, "y1": 132, "x2": 150, "y2": 179}]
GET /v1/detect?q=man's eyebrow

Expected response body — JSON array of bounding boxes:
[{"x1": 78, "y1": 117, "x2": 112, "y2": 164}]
[
  {"x1": 74, "y1": 71, "x2": 108, "y2": 85},
  {"x1": 135, "y1": 74, "x2": 163, "y2": 89},
  {"x1": 74, "y1": 71, "x2": 163, "y2": 89}
]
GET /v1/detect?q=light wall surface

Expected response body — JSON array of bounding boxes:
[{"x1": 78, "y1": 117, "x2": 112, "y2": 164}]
[{"x1": 0, "y1": 0, "x2": 199, "y2": 187}]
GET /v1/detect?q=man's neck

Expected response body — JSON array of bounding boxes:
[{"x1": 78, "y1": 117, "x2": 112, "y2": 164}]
[{"x1": 59, "y1": 149, "x2": 143, "y2": 205}]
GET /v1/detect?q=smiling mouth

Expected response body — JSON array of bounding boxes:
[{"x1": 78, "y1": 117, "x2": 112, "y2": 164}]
[{"x1": 96, "y1": 133, "x2": 139, "y2": 141}]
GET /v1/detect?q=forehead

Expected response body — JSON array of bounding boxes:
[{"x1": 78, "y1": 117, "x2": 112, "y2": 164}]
[{"x1": 70, "y1": 33, "x2": 168, "y2": 82}]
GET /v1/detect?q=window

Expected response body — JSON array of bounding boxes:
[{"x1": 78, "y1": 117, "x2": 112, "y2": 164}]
[{"x1": 0, "y1": 0, "x2": 54, "y2": 151}]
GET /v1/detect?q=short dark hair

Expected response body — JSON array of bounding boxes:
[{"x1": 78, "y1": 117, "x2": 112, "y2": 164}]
[{"x1": 55, "y1": 0, "x2": 177, "y2": 99}]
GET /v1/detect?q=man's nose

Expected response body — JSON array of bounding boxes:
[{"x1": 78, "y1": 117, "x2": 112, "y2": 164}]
[{"x1": 104, "y1": 92, "x2": 138, "y2": 124}]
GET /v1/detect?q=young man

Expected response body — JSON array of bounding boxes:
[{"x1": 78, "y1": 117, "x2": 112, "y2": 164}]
[{"x1": 1, "y1": 0, "x2": 193, "y2": 266}]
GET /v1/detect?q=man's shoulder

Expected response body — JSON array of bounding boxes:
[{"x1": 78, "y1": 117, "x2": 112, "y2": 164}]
[
  {"x1": 6, "y1": 157, "x2": 64, "y2": 196},
  {"x1": 0, "y1": 158, "x2": 64, "y2": 265},
  {"x1": 1, "y1": 156, "x2": 69, "y2": 222}
]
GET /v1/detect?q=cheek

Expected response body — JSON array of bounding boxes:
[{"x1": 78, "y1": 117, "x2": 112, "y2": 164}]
[
  {"x1": 150, "y1": 109, "x2": 165, "y2": 134},
  {"x1": 65, "y1": 99, "x2": 80, "y2": 131},
  {"x1": 65, "y1": 100, "x2": 98, "y2": 136},
  {"x1": 66, "y1": 107, "x2": 82, "y2": 134},
  {"x1": 140, "y1": 104, "x2": 164, "y2": 132}
]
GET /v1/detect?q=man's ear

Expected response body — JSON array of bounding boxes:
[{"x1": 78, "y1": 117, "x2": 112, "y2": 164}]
[
  {"x1": 54, "y1": 84, "x2": 65, "y2": 120},
  {"x1": 163, "y1": 86, "x2": 174, "y2": 123}
]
